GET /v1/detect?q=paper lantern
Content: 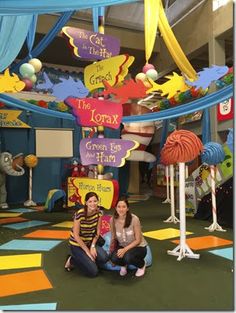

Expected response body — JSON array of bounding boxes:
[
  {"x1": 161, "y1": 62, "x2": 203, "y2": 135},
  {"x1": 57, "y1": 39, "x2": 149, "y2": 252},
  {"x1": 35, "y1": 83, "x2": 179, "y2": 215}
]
[
  {"x1": 135, "y1": 72, "x2": 146, "y2": 82},
  {"x1": 19, "y1": 63, "x2": 35, "y2": 78},
  {"x1": 22, "y1": 78, "x2": 33, "y2": 91},
  {"x1": 146, "y1": 69, "x2": 158, "y2": 81},
  {"x1": 28, "y1": 58, "x2": 42, "y2": 73},
  {"x1": 142, "y1": 63, "x2": 155, "y2": 74}
]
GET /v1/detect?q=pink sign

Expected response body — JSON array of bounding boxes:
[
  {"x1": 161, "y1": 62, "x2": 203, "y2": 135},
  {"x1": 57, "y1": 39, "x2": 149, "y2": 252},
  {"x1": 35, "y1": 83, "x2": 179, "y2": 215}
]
[{"x1": 65, "y1": 97, "x2": 123, "y2": 129}]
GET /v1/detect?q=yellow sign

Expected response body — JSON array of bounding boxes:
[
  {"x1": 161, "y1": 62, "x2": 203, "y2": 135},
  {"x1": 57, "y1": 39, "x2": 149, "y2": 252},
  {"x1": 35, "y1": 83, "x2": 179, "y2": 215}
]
[
  {"x1": 0, "y1": 110, "x2": 30, "y2": 128},
  {"x1": 67, "y1": 177, "x2": 118, "y2": 209},
  {"x1": 84, "y1": 54, "x2": 134, "y2": 92}
]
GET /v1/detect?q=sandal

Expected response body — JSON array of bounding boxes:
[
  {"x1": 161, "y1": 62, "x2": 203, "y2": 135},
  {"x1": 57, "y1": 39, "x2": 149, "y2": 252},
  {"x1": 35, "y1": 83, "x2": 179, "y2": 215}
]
[{"x1": 65, "y1": 255, "x2": 74, "y2": 272}]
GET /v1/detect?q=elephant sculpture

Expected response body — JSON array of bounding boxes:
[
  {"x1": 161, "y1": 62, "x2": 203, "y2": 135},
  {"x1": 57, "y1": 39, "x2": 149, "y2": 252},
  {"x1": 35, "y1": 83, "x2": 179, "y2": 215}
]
[{"x1": 0, "y1": 152, "x2": 25, "y2": 209}]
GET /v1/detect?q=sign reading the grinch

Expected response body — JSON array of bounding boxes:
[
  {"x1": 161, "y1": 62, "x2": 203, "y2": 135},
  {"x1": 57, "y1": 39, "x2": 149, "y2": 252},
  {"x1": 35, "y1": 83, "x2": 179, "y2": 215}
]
[
  {"x1": 62, "y1": 27, "x2": 120, "y2": 60},
  {"x1": 65, "y1": 97, "x2": 122, "y2": 129},
  {"x1": 84, "y1": 54, "x2": 134, "y2": 91},
  {"x1": 0, "y1": 110, "x2": 30, "y2": 128},
  {"x1": 80, "y1": 138, "x2": 139, "y2": 167}
]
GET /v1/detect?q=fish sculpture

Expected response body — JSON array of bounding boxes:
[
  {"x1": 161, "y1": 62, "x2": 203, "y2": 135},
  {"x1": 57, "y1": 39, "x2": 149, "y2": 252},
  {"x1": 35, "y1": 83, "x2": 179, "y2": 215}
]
[
  {"x1": 36, "y1": 72, "x2": 89, "y2": 101},
  {"x1": 102, "y1": 79, "x2": 148, "y2": 104},
  {"x1": 147, "y1": 72, "x2": 189, "y2": 99},
  {"x1": 185, "y1": 65, "x2": 229, "y2": 90},
  {"x1": 0, "y1": 69, "x2": 25, "y2": 93}
]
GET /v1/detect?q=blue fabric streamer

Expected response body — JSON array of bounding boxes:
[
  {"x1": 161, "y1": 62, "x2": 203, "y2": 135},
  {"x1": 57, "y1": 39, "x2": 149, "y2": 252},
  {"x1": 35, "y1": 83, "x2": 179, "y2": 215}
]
[
  {"x1": 0, "y1": 84, "x2": 233, "y2": 122},
  {"x1": 27, "y1": 14, "x2": 38, "y2": 58},
  {"x1": 0, "y1": 15, "x2": 33, "y2": 72},
  {"x1": 0, "y1": 0, "x2": 138, "y2": 15},
  {"x1": 11, "y1": 11, "x2": 73, "y2": 73}
]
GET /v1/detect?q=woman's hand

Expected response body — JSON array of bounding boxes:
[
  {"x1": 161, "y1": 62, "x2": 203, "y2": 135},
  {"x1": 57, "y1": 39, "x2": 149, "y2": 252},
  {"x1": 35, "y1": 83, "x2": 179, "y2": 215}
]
[
  {"x1": 117, "y1": 248, "x2": 127, "y2": 258},
  {"x1": 90, "y1": 246, "x2": 97, "y2": 259},
  {"x1": 86, "y1": 250, "x2": 95, "y2": 262}
]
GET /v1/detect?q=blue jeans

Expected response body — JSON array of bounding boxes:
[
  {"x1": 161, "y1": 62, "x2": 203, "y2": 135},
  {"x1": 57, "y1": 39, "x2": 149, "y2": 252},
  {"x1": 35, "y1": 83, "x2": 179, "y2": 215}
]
[
  {"x1": 110, "y1": 246, "x2": 147, "y2": 269},
  {"x1": 70, "y1": 244, "x2": 109, "y2": 278}
]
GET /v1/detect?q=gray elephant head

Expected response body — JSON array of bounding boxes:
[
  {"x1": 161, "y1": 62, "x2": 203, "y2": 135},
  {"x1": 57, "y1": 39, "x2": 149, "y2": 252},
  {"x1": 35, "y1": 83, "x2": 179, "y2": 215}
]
[{"x1": 0, "y1": 152, "x2": 25, "y2": 176}]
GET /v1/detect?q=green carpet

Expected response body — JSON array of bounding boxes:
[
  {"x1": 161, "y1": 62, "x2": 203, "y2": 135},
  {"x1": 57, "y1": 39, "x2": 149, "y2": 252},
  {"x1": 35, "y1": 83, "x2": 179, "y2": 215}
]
[{"x1": 0, "y1": 197, "x2": 234, "y2": 310}]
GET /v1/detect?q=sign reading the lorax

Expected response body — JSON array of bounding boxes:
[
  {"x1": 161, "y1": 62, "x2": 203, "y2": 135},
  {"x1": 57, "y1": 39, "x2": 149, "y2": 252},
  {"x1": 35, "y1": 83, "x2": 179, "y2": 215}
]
[
  {"x1": 65, "y1": 97, "x2": 122, "y2": 129},
  {"x1": 84, "y1": 54, "x2": 134, "y2": 91},
  {"x1": 62, "y1": 27, "x2": 120, "y2": 60}
]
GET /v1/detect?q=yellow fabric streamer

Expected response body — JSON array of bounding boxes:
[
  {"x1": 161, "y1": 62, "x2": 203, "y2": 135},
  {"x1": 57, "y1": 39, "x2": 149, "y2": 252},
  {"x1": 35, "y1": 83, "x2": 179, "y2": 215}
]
[
  {"x1": 144, "y1": 0, "x2": 159, "y2": 64},
  {"x1": 158, "y1": 0, "x2": 197, "y2": 80}
]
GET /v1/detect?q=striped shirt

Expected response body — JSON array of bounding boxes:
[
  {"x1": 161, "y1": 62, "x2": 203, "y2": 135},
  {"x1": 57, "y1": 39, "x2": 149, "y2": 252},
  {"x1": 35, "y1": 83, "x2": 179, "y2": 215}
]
[{"x1": 69, "y1": 208, "x2": 102, "y2": 247}]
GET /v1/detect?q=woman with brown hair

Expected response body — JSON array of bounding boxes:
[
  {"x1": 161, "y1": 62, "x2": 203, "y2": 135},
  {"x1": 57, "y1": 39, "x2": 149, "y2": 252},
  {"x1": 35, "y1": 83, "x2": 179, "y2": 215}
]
[
  {"x1": 65, "y1": 191, "x2": 108, "y2": 277},
  {"x1": 109, "y1": 196, "x2": 147, "y2": 277}
]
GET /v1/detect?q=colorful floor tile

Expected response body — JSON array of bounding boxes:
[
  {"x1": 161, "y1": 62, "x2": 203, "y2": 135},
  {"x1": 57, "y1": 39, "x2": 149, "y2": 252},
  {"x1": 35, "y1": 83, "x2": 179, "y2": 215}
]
[
  {"x1": 208, "y1": 247, "x2": 233, "y2": 260},
  {"x1": 0, "y1": 269, "x2": 52, "y2": 297},
  {"x1": 0, "y1": 239, "x2": 62, "y2": 251},
  {"x1": 52, "y1": 221, "x2": 73, "y2": 228},
  {"x1": 0, "y1": 253, "x2": 42, "y2": 270},
  {"x1": 0, "y1": 303, "x2": 57, "y2": 311},
  {"x1": 32, "y1": 205, "x2": 46, "y2": 211},
  {"x1": 8, "y1": 208, "x2": 36, "y2": 213},
  {"x1": 171, "y1": 235, "x2": 233, "y2": 250},
  {"x1": 0, "y1": 217, "x2": 28, "y2": 225},
  {"x1": 143, "y1": 228, "x2": 193, "y2": 240},
  {"x1": 2, "y1": 220, "x2": 50, "y2": 230},
  {"x1": 0, "y1": 213, "x2": 22, "y2": 218},
  {"x1": 23, "y1": 229, "x2": 70, "y2": 239}
]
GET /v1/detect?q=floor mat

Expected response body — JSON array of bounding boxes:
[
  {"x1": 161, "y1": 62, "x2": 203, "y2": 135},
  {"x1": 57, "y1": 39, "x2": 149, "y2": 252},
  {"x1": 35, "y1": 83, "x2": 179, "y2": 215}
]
[
  {"x1": 208, "y1": 247, "x2": 233, "y2": 260},
  {"x1": 0, "y1": 253, "x2": 42, "y2": 270},
  {"x1": 8, "y1": 208, "x2": 36, "y2": 213},
  {"x1": 0, "y1": 217, "x2": 28, "y2": 225},
  {"x1": 0, "y1": 213, "x2": 22, "y2": 218},
  {"x1": 0, "y1": 239, "x2": 62, "y2": 251},
  {"x1": 143, "y1": 228, "x2": 193, "y2": 240},
  {"x1": 171, "y1": 235, "x2": 233, "y2": 250},
  {"x1": 2, "y1": 220, "x2": 50, "y2": 230},
  {"x1": 0, "y1": 269, "x2": 52, "y2": 297},
  {"x1": 23, "y1": 230, "x2": 70, "y2": 239},
  {"x1": 0, "y1": 303, "x2": 57, "y2": 311},
  {"x1": 52, "y1": 221, "x2": 73, "y2": 228}
]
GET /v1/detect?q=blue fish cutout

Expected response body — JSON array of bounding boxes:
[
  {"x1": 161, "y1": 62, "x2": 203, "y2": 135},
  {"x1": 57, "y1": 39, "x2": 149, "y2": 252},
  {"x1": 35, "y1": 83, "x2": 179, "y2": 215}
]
[
  {"x1": 185, "y1": 65, "x2": 228, "y2": 90},
  {"x1": 36, "y1": 72, "x2": 89, "y2": 101}
]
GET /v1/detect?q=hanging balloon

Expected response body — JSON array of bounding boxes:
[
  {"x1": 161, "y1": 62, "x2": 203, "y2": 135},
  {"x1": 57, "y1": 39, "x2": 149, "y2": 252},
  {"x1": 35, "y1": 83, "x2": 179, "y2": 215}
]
[
  {"x1": 28, "y1": 74, "x2": 37, "y2": 84},
  {"x1": 22, "y1": 78, "x2": 33, "y2": 91},
  {"x1": 19, "y1": 63, "x2": 35, "y2": 78},
  {"x1": 28, "y1": 58, "x2": 42, "y2": 73},
  {"x1": 135, "y1": 72, "x2": 146, "y2": 82},
  {"x1": 146, "y1": 69, "x2": 158, "y2": 81},
  {"x1": 142, "y1": 63, "x2": 155, "y2": 74}
]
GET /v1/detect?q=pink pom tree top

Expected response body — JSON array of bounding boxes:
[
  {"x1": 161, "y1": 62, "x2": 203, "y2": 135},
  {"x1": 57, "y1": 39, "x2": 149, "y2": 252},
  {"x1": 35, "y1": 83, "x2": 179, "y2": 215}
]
[{"x1": 161, "y1": 130, "x2": 203, "y2": 165}]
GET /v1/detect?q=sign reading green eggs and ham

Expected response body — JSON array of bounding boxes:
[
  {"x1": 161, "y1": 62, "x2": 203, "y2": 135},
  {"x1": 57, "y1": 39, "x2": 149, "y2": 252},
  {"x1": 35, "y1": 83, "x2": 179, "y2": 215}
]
[
  {"x1": 66, "y1": 97, "x2": 122, "y2": 129},
  {"x1": 62, "y1": 27, "x2": 120, "y2": 60},
  {"x1": 80, "y1": 138, "x2": 139, "y2": 167}
]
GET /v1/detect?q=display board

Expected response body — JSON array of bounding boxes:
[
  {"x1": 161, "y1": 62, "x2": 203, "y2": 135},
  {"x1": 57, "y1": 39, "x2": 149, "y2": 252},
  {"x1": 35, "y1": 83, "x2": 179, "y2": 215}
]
[{"x1": 35, "y1": 128, "x2": 73, "y2": 157}]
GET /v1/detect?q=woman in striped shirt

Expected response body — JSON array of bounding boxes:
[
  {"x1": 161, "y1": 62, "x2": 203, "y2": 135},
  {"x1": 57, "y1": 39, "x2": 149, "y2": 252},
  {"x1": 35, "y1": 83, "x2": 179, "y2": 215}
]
[{"x1": 65, "y1": 192, "x2": 108, "y2": 277}]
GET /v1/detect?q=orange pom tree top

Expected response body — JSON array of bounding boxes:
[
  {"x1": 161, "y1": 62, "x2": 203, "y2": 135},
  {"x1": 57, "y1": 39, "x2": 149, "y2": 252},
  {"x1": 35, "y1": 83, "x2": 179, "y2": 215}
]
[{"x1": 161, "y1": 130, "x2": 203, "y2": 165}]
